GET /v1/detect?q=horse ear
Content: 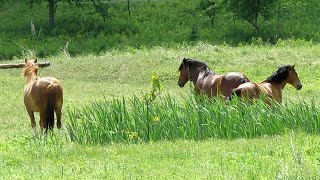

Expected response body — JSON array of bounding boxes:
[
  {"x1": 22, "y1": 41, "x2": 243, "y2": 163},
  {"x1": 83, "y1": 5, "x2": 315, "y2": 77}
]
[
  {"x1": 34, "y1": 58, "x2": 38, "y2": 63},
  {"x1": 183, "y1": 58, "x2": 186, "y2": 63},
  {"x1": 292, "y1": 64, "x2": 295, "y2": 68},
  {"x1": 25, "y1": 58, "x2": 27, "y2": 63}
]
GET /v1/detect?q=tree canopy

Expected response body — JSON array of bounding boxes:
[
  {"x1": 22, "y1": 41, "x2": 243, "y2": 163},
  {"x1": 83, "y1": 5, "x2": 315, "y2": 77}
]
[
  {"x1": 200, "y1": 0, "x2": 278, "y2": 31},
  {"x1": 225, "y1": 0, "x2": 278, "y2": 30},
  {"x1": 27, "y1": 0, "x2": 109, "y2": 33}
]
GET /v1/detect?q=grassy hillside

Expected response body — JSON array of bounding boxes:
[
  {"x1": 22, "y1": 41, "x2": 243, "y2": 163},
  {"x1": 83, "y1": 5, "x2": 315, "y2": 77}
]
[
  {"x1": 0, "y1": 0, "x2": 320, "y2": 60},
  {"x1": 0, "y1": 44, "x2": 319, "y2": 178}
]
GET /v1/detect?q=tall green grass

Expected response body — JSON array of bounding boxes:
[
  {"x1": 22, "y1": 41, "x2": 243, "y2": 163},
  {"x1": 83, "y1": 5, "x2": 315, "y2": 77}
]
[{"x1": 66, "y1": 94, "x2": 319, "y2": 145}]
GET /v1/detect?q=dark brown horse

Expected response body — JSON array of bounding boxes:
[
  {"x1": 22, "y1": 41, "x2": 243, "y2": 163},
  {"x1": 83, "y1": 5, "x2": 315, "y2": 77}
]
[
  {"x1": 178, "y1": 58, "x2": 250, "y2": 98},
  {"x1": 232, "y1": 65, "x2": 302, "y2": 105},
  {"x1": 23, "y1": 58, "x2": 63, "y2": 137}
]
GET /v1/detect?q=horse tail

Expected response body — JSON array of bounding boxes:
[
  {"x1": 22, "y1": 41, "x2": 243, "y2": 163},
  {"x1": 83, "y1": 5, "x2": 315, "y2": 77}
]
[
  {"x1": 234, "y1": 88, "x2": 242, "y2": 97},
  {"x1": 228, "y1": 88, "x2": 242, "y2": 101},
  {"x1": 46, "y1": 84, "x2": 56, "y2": 131}
]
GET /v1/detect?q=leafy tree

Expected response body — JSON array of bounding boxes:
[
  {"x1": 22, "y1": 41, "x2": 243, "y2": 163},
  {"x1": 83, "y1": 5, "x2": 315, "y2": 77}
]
[
  {"x1": 27, "y1": 0, "x2": 109, "y2": 33},
  {"x1": 198, "y1": 0, "x2": 218, "y2": 25},
  {"x1": 0, "y1": 0, "x2": 10, "y2": 7},
  {"x1": 223, "y1": 0, "x2": 278, "y2": 31}
]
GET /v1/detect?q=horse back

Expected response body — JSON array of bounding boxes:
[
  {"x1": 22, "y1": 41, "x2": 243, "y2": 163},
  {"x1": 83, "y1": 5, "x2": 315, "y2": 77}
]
[
  {"x1": 235, "y1": 82, "x2": 260, "y2": 99},
  {"x1": 199, "y1": 74, "x2": 222, "y2": 97},
  {"x1": 24, "y1": 77, "x2": 63, "y2": 112},
  {"x1": 219, "y1": 72, "x2": 250, "y2": 97}
]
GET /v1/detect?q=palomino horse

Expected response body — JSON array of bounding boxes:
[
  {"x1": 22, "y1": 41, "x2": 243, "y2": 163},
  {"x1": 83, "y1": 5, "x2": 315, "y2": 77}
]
[
  {"x1": 232, "y1": 65, "x2": 302, "y2": 105},
  {"x1": 178, "y1": 58, "x2": 250, "y2": 98},
  {"x1": 23, "y1": 58, "x2": 63, "y2": 137}
]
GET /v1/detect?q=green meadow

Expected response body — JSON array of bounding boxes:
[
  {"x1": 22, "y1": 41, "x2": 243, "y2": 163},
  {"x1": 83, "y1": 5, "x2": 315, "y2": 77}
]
[
  {"x1": 1, "y1": 0, "x2": 320, "y2": 178},
  {"x1": 1, "y1": 43, "x2": 320, "y2": 179}
]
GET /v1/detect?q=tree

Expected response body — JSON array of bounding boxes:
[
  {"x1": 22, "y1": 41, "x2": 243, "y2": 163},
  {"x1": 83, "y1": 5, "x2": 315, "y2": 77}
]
[
  {"x1": 224, "y1": 0, "x2": 278, "y2": 31},
  {"x1": 27, "y1": 0, "x2": 109, "y2": 34},
  {"x1": 198, "y1": 0, "x2": 218, "y2": 25},
  {"x1": 48, "y1": 0, "x2": 55, "y2": 31},
  {"x1": 0, "y1": 0, "x2": 10, "y2": 7}
]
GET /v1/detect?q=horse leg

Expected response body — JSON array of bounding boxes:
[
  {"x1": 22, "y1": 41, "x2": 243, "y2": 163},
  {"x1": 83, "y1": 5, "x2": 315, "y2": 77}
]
[
  {"x1": 55, "y1": 92, "x2": 63, "y2": 129},
  {"x1": 55, "y1": 107, "x2": 62, "y2": 129},
  {"x1": 27, "y1": 110, "x2": 37, "y2": 138},
  {"x1": 39, "y1": 110, "x2": 48, "y2": 136}
]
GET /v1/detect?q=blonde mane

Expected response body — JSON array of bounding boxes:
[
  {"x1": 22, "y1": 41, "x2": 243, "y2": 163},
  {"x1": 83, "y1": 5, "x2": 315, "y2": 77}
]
[{"x1": 23, "y1": 59, "x2": 38, "y2": 83}]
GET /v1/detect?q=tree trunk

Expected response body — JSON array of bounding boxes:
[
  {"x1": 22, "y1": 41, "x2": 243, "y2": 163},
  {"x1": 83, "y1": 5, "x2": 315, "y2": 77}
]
[
  {"x1": 248, "y1": 18, "x2": 260, "y2": 31},
  {"x1": 276, "y1": 0, "x2": 281, "y2": 40},
  {"x1": 127, "y1": 0, "x2": 130, "y2": 16},
  {"x1": 48, "y1": 0, "x2": 55, "y2": 33}
]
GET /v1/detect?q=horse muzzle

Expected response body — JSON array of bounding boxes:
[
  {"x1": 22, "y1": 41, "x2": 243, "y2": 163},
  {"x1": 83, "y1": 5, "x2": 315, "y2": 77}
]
[
  {"x1": 296, "y1": 83, "x2": 302, "y2": 90},
  {"x1": 178, "y1": 81, "x2": 185, "y2": 87}
]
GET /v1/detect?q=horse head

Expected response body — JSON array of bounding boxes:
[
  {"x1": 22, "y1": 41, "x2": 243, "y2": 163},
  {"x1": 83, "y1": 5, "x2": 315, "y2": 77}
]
[
  {"x1": 178, "y1": 58, "x2": 190, "y2": 87},
  {"x1": 286, "y1": 65, "x2": 302, "y2": 90},
  {"x1": 264, "y1": 64, "x2": 302, "y2": 90},
  {"x1": 177, "y1": 58, "x2": 208, "y2": 87},
  {"x1": 24, "y1": 58, "x2": 38, "y2": 77}
]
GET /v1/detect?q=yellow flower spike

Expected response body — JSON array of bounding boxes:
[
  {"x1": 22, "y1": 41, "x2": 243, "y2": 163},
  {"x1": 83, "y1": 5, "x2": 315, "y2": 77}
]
[
  {"x1": 153, "y1": 116, "x2": 160, "y2": 124},
  {"x1": 129, "y1": 132, "x2": 139, "y2": 140}
]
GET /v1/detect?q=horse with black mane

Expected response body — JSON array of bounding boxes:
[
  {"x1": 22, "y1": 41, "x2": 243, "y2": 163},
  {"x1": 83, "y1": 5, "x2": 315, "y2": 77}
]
[
  {"x1": 232, "y1": 65, "x2": 302, "y2": 105},
  {"x1": 178, "y1": 58, "x2": 250, "y2": 98},
  {"x1": 23, "y1": 58, "x2": 63, "y2": 137}
]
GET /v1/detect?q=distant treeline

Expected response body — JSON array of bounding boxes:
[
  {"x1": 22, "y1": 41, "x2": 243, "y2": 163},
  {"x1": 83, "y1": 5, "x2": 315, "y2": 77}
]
[{"x1": 0, "y1": 0, "x2": 319, "y2": 60}]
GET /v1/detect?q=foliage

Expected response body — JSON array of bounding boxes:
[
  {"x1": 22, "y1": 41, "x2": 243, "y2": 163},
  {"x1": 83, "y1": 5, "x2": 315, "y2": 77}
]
[
  {"x1": 1, "y1": 0, "x2": 320, "y2": 59},
  {"x1": 27, "y1": 0, "x2": 110, "y2": 32},
  {"x1": 66, "y1": 94, "x2": 320, "y2": 145},
  {"x1": 143, "y1": 75, "x2": 162, "y2": 104},
  {"x1": 0, "y1": 0, "x2": 9, "y2": 6},
  {"x1": 223, "y1": 0, "x2": 278, "y2": 30},
  {"x1": 143, "y1": 75, "x2": 163, "y2": 141},
  {"x1": 198, "y1": 0, "x2": 218, "y2": 25}
]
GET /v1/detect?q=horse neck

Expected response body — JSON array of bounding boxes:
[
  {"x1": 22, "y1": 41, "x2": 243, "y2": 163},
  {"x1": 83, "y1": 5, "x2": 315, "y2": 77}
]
[
  {"x1": 273, "y1": 82, "x2": 289, "y2": 94},
  {"x1": 272, "y1": 81, "x2": 288, "y2": 103},
  {"x1": 262, "y1": 79, "x2": 288, "y2": 91},
  {"x1": 25, "y1": 72, "x2": 38, "y2": 84},
  {"x1": 189, "y1": 71, "x2": 199, "y2": 85},
  {"x1": 190, "y1": 66, "x2": 213, "y2": 85}
]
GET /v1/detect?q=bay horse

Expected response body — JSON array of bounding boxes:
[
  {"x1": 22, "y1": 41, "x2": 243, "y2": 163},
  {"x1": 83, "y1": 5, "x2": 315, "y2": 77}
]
[
  {"x1": 178, "y1": 58, "x2": 250, "y2": 98},
  {"x1": 23, "y1": 58, "x2": 63, "y2": 137},
  {"x1": 232, "y1": 65, "x2": 302, "y2": 105}
]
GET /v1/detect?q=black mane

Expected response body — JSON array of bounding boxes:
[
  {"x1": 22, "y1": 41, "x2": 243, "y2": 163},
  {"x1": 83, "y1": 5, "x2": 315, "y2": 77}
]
[
  {"x1": 263, "y1": 65, "x2": 293, "y2": 84},
  {"x1": 178, "y1": 58, "x2": 212, "y2": 75}
]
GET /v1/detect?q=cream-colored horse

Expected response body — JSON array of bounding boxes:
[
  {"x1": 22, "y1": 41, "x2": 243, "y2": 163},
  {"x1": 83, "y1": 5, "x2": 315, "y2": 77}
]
[{"x1": 23, "y1": 58, "x2": 63, "y2": 137}]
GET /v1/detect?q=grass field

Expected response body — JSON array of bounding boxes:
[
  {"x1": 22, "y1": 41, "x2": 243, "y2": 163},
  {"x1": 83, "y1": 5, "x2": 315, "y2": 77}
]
[{"x1": 0, "y1": 43, "x2": 320, "y2": 178}]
